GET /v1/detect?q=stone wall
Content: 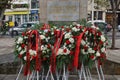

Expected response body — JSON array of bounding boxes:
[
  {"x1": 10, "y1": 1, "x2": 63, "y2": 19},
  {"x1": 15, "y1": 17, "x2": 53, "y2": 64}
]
[{"x1": 39, "y1": 0, "x2": 88, "y2": 23}]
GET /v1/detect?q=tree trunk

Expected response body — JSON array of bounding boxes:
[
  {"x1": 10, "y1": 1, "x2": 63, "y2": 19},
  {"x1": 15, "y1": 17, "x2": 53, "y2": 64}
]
[
  {"x1": 111, "y1": 10, "x2": 117, "y2": 49},
  {"x1": 0, "y1": 9, "x2": 5, "y2": 20}
]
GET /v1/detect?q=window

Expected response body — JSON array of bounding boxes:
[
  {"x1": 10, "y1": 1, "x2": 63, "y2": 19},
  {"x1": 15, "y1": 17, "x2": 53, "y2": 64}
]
[
  {"x1": 31, "y1": 0, "x2": 39, "y2": 9},
  {"x1": 8, "y1": 16, "x2": 12, "y2": 21},
  {"x1": 23, "y1": 14, "x2": 28, "y2": 22}
]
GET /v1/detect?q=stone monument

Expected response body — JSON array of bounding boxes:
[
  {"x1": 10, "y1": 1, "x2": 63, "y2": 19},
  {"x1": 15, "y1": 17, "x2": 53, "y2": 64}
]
[{"x1": 40, "y1": 0, "x2": 88, "y2": 23}]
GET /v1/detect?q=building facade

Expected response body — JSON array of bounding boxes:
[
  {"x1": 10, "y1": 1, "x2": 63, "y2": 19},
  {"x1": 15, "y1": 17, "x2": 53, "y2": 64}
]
[{"x1": 4, "y1": 0, "x2": 39, "y2": 25}]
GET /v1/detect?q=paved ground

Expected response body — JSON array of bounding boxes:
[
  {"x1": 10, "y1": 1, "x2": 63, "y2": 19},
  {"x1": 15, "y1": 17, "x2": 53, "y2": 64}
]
[{"x1": 0, "y1": 35, "x2": 120, "y2": 80}]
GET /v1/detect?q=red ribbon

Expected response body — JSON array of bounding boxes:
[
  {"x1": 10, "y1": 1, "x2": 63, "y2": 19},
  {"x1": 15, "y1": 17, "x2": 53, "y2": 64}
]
[
  {"x1": 24, "y1": 30, "x2": 41, "y2": 75},
  {"x1": 74, "y1": 28, "x2": 87, "y2": 69},
  {"x1": 50, "y1": 30, "x2": 64, "y2": 72}
]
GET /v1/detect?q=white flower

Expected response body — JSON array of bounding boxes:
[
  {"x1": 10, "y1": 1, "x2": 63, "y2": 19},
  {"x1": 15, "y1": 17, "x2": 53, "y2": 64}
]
[
  {"x1": 81, "y1": 49, "x2": 88, "y2": 54},
  {"x1": 72, "y1": 27, "x2": 78, "y2": 32},
  {"x1": 20, "y1": 50, "x2": 26, "y2": 55},
  {"x1": 40, "y1": 35, "x2": 45, "y2": 39},
  {"x1": 64, "y1": 32, "x2": 72, "y2": 39},
  {"x1": 101, "y1": 47, "x2": 106, "y2": 52},
  {"x1": 17, "y1": 37, "x2": 23, "y2": 44},
  {"x1": 29, "y1": 49, "x2": 37, "y2": 56},
  {"x1": 85, "y1": 31, "x2": 88, "y2": 35},
  {"x1": 81, "y1": 40, "x2": 86, "y2": 45},
  {"x1": 96, "y1": 52, "x2": 100, "y2": 57},
  {"x1": 24, "y1": 36, "x2": 28, "y2": 39},
  {"x1": 24, "y1": 56, "x2": 27, "y2": 60},
  {"x1": 69, "y1": 38, "x2": 74, "y2": 43},
  {"x1": 91, "y1": 25, "x2": 96, "y2": 28},
  {"x1": 101, "y1": 35, "x2": 106, "y2": 42},
  {"x1": 44, "y1": 29, "x2": 49, "y2": 32},
  {"x1": 57, "y1": 48, "x2": 63, "y2": 55},
  {"x1": 69, "y1": 44, "x2": 72, "y2": 48},
  {"x1": 76, "y1": 24, "x2": 80, "y2": 27},
  {"x1": 18, "y1": 47, "x2": 22, "y2": 51},
  {"x1": 88, "y1": 48, "x2": 95, "y2": 53}
]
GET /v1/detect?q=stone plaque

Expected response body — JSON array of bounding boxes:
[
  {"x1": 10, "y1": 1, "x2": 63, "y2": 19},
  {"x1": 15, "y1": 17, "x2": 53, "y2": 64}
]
[{"x1": 47, "y1": 1, "x2": 79, "y2": 21}]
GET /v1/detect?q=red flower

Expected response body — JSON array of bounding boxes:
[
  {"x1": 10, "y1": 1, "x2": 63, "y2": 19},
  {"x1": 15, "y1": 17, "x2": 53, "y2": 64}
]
[
  {"x1": 70, "y1": 51, "x2": 74, "y2": 55},
  {"x1": 18, "y1": 54, "x2": 22, "y2": 58},
  {"x1": 90, "y1": 55, "x2": 94, "y2": 59},
  {"x1": 94, "y1": 46, "x2": 97, "y2": 51},
  {"x1": 66, "y1": 40, "x2": 71, "y2": 44},
  {"x1": 99, "y1": 40, "x2": 103, "y2": 44},
  {"x1": 22, "y1": 32, "x2": 25, "y2": 36},
  {"x1": 32, "y1": 56, "x2": 36, "y2": 60},
  {"x1": 21, "y1": 43, "x2": 25, "y2": 48},
  {"x1": 42, "y1": 57, "x2": 47, "y2": 61},
  {"x1": 61, "y1": 26, "x2": 64, "y2": 28},
  {"x1": 66, "y1": 28, "x2": 71, "y2": 32},
  {"x1": 47, "y1": 44, "x2": 51, "y2": 49},
  {"x1": 84, "y1": 46, "x2": 88, "y2": 50},
  {"x1": 98, "y1": 32, "x2": 102, "y2": 36},
  {"x1": 63, "y1": 49, "x2": 67, "y2": 53},
  {"x1": 100, "y1": 53, "x2": 106, "y2": 58}
]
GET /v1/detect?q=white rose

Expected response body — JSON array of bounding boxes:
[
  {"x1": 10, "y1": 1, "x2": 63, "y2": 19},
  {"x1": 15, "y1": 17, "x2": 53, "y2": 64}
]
[
  {"x1": 88, "y1": 48, "x2": 94, "y2": 53},
  {"x1": 24, "y1": 56, "x2": 27, "y2": 60},
  {"x1": 91, "y1": 25, "x2": 96, "y2": 28},
  {"x1": 18, "y1": 47, "x2": 22, "y2": 51},
  {"x1": 96, "y1": 52, "x2": 100, "y2": 57},
  {"x1": 69, "y1": 44, "x2": 72, "y2": 48},
  {"x1": 81, "y1": 40, "x2": 86, "y2": 45},
  {"x1": 69, "y1": 38, "x2": 74, "y2": 43},
  {"x1": 72, "y1": 27, "x2": 78, "y2": 32},
  {"x1": 85, "y1": 31, "x2": 88, "y2": 35},
  {"x1": 76, "y1": 24, "x2": 80, "y2": 27},
  {"x1": 64, "y1": 32, "x2": 72, "y2": 39},
  {"x1": 101, "y1": 47, "x2": 106, "y2": 52},
  {"x1": 40, "y1": 35, "x2": 45, "y2": 39},
  {"x1": 41, "y1": 45, "x2": 44, "y2": 50},
  {"x1": 20, "y1": 50, "x2": 26, "y2": 55},
  {"x1": 101, "y1": 35, "x2": 106, "y2": 42},
  {"x1": 57, "y1": 48, "x2": 63, "y2": 55},
  {"x1": 82, "y1": 49, "x2": 88, "y2": 54},
  {"x1": 44, "y1": 29, "x2": 48, "y2": 32},
  {"x1": 17, "y1": 37, "x2": 23, "y2": 44},
  {"x1": 29, "y1": 49, "x2": 37, "y2": 56}
]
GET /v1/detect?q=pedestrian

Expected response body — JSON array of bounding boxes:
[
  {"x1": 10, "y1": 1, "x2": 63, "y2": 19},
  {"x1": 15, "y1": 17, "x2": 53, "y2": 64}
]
[{"x1": 14, "y1": 21, "x2": 18, "y2": 27}]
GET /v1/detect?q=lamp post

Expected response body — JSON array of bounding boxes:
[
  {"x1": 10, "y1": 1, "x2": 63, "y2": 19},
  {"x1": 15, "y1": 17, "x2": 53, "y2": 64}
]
[{"x1": 91, "y1": 0, "x2": 94, "y2": 24}]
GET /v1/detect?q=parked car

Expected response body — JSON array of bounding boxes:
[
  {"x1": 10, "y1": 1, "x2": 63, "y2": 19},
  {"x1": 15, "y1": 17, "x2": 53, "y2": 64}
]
[
  {"x1": 118, "y1": 25, "x2": 120, "y2": 32},
  {"x1": 9, "y1": 22, "x2": 38, "y2": 37},
  {"x1": 87, "y1": 20, "x2": 112, "y2": 32}
]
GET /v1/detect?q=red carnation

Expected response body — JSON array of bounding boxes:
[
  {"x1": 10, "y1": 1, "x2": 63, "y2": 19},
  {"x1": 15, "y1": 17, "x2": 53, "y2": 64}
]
[
  {"x1": 90, "y1": 55, "x2": 94, "y2": 59},
  {"x1": 22, "y1": 32, "x2": 25, "y2": 36},
  {"x1": 63, "y1": 49, "x2": 67, "y2": 53},
  {"x1": 98, "y1": 32, "x2": 102, "y2": 36},
  {"x1": 94, "y1": 47, "x2": 97, "y2": 51},
  {"x1": 99, "y1": 40, "x2": 103, "y2": 44},
  {"x1": 66, "y1": 28, "x2": 71, "y2": 32},
  {"x1": 84, "y1": 46, "x2": 88, "y2": 50},
  {"x1": 47, "y1": 44, "x2": 51, "y2": 49},
  {"x1": 21, "y1": 43, "x2": 25, "y2": 48},
  {"x1": 70, "y1": 51, "x2": 74, "y2": 55},
  {"x1": 100, "y1": 53, "x2": 106, "y2": 58},
  {"x1": 66, "y1": 40, "x2": 71, "y2": 44},
  {"x1": 18, "y1": 54, "x2": 22, "y2": 58},
  {"x1": 32, "y1": 56, "x2": 36, "y2": 60},
  {"x1": 61, "y1": 26, "x2": 64, "y2": 28}
]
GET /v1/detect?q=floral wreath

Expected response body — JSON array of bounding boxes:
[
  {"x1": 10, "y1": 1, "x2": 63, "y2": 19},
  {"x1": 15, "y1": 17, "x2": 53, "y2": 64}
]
[{"x1": 15, "y1": 23, "x2": 108, "y2": 75}]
